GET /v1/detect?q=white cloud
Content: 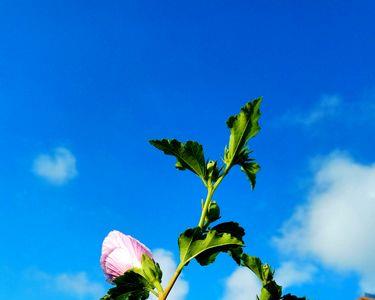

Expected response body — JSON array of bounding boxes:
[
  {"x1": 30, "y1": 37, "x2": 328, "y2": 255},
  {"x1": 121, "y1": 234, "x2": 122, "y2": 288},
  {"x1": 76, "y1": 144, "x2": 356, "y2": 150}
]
[
  {"x1": 151, "y1": 249, "x2": 189, "y2": 300},
  {"x1": 55, "y1": 273, "x2": 104, "y2": 298},
  {"x1": 281, "y1": 94, "x2": 342, "y2": 126},
  {"x1": 30, "y1": 270, "x2": 104, "y2": 299},
  {"x1": 222, "y1": 267, "x2": 261, "y2": 300},
  {"x1": 275, "y1": 261, "x2": 316, "y2": 289},
  {"x1": 274, "y1": 153, "x2": 375, "y2": 293},
  {"x1": 33, "y1": 147, "x2": 77, "y2": 184}
]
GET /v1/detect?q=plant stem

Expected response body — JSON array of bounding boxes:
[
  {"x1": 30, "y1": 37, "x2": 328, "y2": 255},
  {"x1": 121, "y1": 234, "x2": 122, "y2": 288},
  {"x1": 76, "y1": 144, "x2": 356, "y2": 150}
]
[
  {"x1": 198, "y1": 167, "x2": 231, "y2": 227},
  {"x1": 197, "y1": 187, "x2": 214, "y2": 228},
  {"x1": 154, "y1": 280, "x2": 164, "y2": 294},
  {"x1": 158, "y1": 263, "x2": 183, "y2": 300},
  {"x1": 159, "y1": 169, "x2": 230, "y2": 300}
]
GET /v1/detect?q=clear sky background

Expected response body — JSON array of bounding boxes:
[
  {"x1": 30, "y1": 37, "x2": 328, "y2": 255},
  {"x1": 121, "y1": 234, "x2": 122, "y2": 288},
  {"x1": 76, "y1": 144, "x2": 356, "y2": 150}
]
[{"x1": 1, "y1": 1, "x2": 375, "y2": 300}]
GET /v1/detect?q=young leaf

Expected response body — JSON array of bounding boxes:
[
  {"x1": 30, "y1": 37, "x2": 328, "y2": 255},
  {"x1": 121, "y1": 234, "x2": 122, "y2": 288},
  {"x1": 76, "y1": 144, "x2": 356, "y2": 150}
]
[
  {"x1": 223, "y1": 99, "x2": 261, "y2": 188},
  {"x1": 178, "y1": 227, "x2": 243, "y2": 267},
  {"x1": 224, "y1": 98, "x2": 261, "y2": 167},
  {"x1": 150, "y1": 139, "x2": 207, "y2": 181}
]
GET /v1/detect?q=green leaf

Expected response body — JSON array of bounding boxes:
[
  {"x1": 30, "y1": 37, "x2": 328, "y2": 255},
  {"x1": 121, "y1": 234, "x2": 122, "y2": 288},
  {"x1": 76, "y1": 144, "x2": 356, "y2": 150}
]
[
  {"x1": 240, "y1": 254, "x2": 282, "y2": 300},
  {"x1": 102, "y1": 256, "x2": 164, "y2": 300},
  {"x1": 227, "y1": 245, "x2": 244, "y2": 265},
  {"x1": 104, "y1": 271, "x2": 151, "y2": 300},
  {"x1": 212, "y1": 222, "x2": 245, "y2": 242},
  {"x1": 259, "y1": 287, "x2": 273, "y2": 300},
  {"x1": 223, "y1": 99, "x2": 261, "y2": 188},
  {"x1": 241, "y1": 254, "x2": 263, "y2": 281},
  {"x1": 259, "y1": 281, "x2": 282, "y2": 300},
  {"x1": 115, "y1": 291, "x2": 149, "y2": 300},
  {"x1": 195, "y1": 222, "x2": 245, "y2": 266},
  {"x1": 150, "y1": 139, "x2": 207, "y2": 181},
  {"x1": 233, "y1": 252, "x2": 305, "y2": 300},
  {"x1": 281, "y1": 294, "x2": 307, "y2": 300},
  {"x1": 224, "y1": 98, "x2": 261, "y2": 166},
  {"x1": 178, "y1": 228, "x2": 201, "y2": 265},
  {"x1": 178, "y1": 227, "x2": 243, "y2": 266},
  {"x1": 140, "y1": 255, "x2": 163, "y2": 292},
  {"x1": 239, "y1": 150, "x2": 260, "y2": 189}
]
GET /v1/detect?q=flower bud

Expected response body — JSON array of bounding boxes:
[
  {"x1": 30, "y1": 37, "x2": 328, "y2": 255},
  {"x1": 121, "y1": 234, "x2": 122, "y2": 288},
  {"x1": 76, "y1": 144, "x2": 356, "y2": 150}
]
[
  {"x1": 206, "y1": 160, "x2": 219, "y2": 182},
  {"x1": 100, "y1": 230, "x2": 152, "y2": 282},
  {"x1": 206, "y1": 160, "x2": 216, "y2": 171},
  {"x1": 207, "y1": 201, "x2": 220, "y2": 223}
]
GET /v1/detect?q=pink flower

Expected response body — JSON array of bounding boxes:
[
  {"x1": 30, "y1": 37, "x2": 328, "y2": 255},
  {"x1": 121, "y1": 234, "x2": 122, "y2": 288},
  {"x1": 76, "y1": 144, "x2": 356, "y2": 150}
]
[{"x1": 100, "y1": 230, "x2": 152, "y2": 281}]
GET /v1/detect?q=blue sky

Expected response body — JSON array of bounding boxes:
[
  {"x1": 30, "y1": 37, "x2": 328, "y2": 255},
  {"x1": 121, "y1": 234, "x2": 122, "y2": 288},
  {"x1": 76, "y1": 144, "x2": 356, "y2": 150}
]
[{"x1": 0, "y1": 1, "x2": 375, "y2": 299}]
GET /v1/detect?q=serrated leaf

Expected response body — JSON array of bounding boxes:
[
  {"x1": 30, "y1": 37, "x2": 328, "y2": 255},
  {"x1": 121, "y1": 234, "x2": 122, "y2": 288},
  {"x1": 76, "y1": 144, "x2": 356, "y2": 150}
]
[
  {"x1": 195, "y1": 222, "x2": 245, "y2": 266},
  {"x1": 227, "y1": 245, "x2": 244, "y2": 265},
  {"x1": 178, "y1": 227, "x2": 243, "y2": 266},
  {"x1": 194, "y1": 248, "x2": 219, "y2": 266},
  {"x1": 115, "y1": 291, "x2": 149, "y2": 300},
  {"x1": 239, "y1": 254, "x2": 283, "y2": 300},
  {"x1": 223, "y1": 99, "x2": 261, "y2": 188},
  {"x1": 224, "y1": 98, "x2": 261, "y2": 167},
  {"x1": 212, "y1": 222, "x2": 245, "y2": 242},
  {"x1": 259, "y1": 281, "x2": 282, "y2": 300},
  {"x1": 241, "y1": 254, "x2": 263, "y2": 281},
  {"x1": 195, "y1": 244, "x2": 243, "y2": 266},
  {"x1": 150, "y1": 139, "x2": 207, "y2": 181},
  {"x1": 239, "y1": 152, "x2": 260, "y2": 189},
  {"x1": 104, "y1": 271, "x2": 151, "y2": 300}
]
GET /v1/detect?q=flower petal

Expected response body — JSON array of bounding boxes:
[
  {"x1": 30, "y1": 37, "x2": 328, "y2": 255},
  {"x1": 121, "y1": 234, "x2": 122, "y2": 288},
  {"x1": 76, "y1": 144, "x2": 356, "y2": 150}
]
[
  {"x1": 104, "y1": 247, "x2": 134, "y2": 279},
  {"x1": 100, "y1": 230, "x2": 153, "y2": 281}
]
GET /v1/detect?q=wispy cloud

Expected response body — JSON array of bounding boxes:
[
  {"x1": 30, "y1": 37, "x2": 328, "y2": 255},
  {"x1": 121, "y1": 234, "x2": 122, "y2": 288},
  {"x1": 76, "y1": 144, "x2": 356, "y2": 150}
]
[
  {"x1": 33, "y1": 147, "x2": 77, "y2": 185},
  {"x1": 222, "y1": 267, "x2": 261, "y2": 300},
  {"x1": 273, "y1": 152, "x2": 375, "y2": 293},
  {"x1": 275, "y1": 261, "x2": 316, "y2": 289},
  {"x1": 279, "y1": 91, "x2": 375, "y2": 129},
  {"x1": 30, "y1": 269, "x2": 104, "y2": 299},
  {"x1": 281, "y1": 94, "x2": 342, "y2": 126},
  {"x1": 151, "y1": 249, "x2": 189, "y2": 300}
]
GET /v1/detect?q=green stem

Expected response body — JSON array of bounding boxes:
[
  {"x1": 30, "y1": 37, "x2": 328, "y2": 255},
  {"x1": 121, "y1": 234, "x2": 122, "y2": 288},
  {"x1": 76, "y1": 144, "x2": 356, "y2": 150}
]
[
  {"x1": 197, "y1": 187, "x2": 214, "y2": 228},
  {"x1": 159, "y1": 168, "x2": 230, "y2": 300},
  {"x1": 158, "y1": 263, "x2": 183, "y2": 300},
  {"x1": 154, "y1": 280, "x2": 164, "y2": 294}
]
